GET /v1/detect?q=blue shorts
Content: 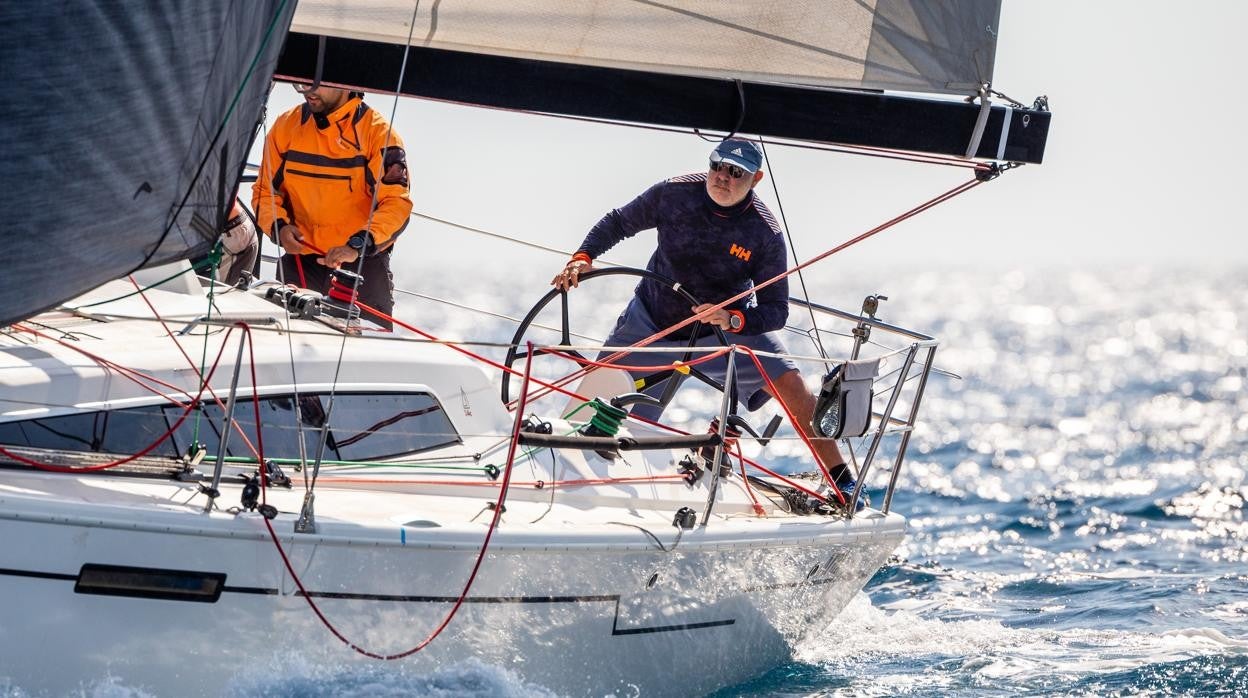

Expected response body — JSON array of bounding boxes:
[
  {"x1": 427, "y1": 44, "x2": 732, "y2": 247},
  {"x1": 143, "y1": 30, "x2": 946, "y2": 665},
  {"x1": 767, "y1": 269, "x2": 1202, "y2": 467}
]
[{"x1": 599, "y1": 297, "x2": 798, "y2": 420}]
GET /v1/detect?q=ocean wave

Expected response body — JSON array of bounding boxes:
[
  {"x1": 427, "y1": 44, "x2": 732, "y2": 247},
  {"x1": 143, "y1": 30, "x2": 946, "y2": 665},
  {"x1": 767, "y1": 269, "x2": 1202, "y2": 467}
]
[{"x1": 735, "y1": 594, "x2": 1248, "y2": 697}]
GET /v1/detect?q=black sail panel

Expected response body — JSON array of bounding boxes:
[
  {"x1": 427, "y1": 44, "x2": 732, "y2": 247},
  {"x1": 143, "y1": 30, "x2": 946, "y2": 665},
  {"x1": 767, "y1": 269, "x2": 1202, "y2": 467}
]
[
  {"x1": 0, "y1": 1, "x2": 297, "y2": 327},
  {"x1": 275, "y1": 33, "x2": 1049, "y2": 165}
]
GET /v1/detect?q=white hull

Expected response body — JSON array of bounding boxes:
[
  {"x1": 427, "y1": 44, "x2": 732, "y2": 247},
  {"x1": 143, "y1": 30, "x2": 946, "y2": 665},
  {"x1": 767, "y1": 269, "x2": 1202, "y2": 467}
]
[
  {"x1": 0, "y1": 271, "x2": 925, "y2": 695},
  {"x1": 0, "y1": 469, "x2": 903, "y2": 696}
]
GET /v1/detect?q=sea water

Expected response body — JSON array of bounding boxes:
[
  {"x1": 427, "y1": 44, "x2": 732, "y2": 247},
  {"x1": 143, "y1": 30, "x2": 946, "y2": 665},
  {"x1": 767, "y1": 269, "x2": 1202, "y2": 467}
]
[{"x1": 4, "y1": 266, "x2": 1244, "y2": 697}]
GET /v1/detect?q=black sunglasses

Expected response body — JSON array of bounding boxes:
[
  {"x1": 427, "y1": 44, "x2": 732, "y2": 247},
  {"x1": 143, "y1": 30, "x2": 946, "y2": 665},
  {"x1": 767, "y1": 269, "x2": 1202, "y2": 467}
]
[{"x1": 709, "y1": 160, "x2": 747, "y2": 179}]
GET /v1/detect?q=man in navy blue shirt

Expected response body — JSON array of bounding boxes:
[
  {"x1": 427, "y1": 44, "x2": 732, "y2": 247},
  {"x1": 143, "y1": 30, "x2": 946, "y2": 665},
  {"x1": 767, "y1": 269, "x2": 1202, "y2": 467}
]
[{"x1": 553, "y1": 139, "x2": 857, "y2": 494}]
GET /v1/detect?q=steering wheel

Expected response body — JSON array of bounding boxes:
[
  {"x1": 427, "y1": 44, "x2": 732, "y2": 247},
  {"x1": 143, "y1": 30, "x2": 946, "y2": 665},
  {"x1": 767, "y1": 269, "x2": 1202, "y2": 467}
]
[{"x1": 500, "y1": 267, "x2": 737, "y2": 408}]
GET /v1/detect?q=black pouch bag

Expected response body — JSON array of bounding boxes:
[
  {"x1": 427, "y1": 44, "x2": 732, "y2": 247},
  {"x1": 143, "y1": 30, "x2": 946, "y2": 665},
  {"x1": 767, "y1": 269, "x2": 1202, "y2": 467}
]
[{"x1": 812, "y1": 358, "x2": 880, "y2": 439}]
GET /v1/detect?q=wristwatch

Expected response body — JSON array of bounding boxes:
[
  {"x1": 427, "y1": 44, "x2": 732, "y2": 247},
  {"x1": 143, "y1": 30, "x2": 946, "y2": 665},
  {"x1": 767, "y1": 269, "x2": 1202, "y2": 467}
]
[
  {"x1": 346, "y1": 231, "x2": 372, "y2": 255},
  {"x1": 728, "y1": 311, "x2": 744, "y2": 332}
]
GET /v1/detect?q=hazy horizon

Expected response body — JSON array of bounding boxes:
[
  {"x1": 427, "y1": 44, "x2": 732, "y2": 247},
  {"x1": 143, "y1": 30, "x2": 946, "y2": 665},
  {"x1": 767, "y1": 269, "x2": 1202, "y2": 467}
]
[{"x1": 249, "y1": 0, "x2": 1247, "y2": 280}]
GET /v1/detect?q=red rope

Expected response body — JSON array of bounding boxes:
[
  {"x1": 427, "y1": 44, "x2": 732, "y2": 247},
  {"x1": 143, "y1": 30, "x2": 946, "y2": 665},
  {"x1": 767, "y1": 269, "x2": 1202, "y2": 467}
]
[
  {"x1": 294, "y1": 254, "x2": 307, "y2": 289},
  {"x1": 259, "y1": 341, "x2": 538, "y2": 659},
  {"x1": 543, "y1": 345, "x2": 732, "y2": 372},
  {"x1": 736, "y1": 445, "x2": 767, "y2": 517},
  {"x1": 128, "y1": 277, "x2": 264, "y2": 461},
  {"x1": 345, "y1": 298, "x2": 834, "y2": 507},
  {"x1": 517, "y1": 176, "x2": 983, "y2": 407},
  {"x1": 737, "y1": 346, "x2": 844, "y2": 505},
  {"x1": 11, "y1": 324, "x2": 194, "y2": 407},
  {"x1": 314, "y1": 474, "x2": 688, "y2": 488},
  {"x1": 233, "y1": 240, "x2": 846, "y2": 512},
  {"x1": 0, "y1": 327, "x2": 239, "y2": 472}
]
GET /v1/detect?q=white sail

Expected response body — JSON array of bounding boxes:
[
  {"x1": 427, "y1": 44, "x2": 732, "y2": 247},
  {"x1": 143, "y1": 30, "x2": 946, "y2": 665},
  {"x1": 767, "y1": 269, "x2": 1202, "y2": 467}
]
[{"x1": 293, "y1": 0, "x2": 1000, "y2": 94}]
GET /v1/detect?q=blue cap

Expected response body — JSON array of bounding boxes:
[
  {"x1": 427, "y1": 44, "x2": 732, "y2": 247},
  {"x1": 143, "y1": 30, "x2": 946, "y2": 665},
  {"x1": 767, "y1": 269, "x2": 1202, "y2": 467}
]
[{"x1": 710, "y1": 139, "x2": 763, "y2": 173}]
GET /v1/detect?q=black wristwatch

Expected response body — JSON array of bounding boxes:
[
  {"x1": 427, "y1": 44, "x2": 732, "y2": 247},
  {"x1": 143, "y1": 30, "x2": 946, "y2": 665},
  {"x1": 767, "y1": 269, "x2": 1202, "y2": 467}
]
[{"x1": 346, "y1": 231, "x2": 372, "y2": 255}]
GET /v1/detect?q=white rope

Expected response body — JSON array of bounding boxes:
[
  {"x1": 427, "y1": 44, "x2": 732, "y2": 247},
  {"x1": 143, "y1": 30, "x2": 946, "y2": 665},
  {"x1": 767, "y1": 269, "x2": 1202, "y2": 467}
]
[
  {"x1": 393, "y1": 288, "x2": 600, "y2": 343},
  {"x1": 964, "y1": 84, "x2": 992, "y2": 159}
]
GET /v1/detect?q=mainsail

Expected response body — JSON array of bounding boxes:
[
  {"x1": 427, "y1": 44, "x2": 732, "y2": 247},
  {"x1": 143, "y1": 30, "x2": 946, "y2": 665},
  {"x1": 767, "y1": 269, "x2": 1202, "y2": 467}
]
[
  {"x1": 279, "y1": 0, "x2": 1046, "y2": 162},
  {"x1": 291, "y1": 0, "x2": 997, "y2": 94},
  {"x1": 0, "y1": 0, "x2": 1048, "y2": 328},
  {"x1": 0, "y1": 2, "x2": 297, "y2": 327}
]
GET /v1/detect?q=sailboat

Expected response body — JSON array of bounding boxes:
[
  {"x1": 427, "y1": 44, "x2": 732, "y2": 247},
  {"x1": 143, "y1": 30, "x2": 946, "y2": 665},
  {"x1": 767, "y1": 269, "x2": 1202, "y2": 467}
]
[{"x1": 0, "y1": 2, "x2": 1048, "y2": 695}]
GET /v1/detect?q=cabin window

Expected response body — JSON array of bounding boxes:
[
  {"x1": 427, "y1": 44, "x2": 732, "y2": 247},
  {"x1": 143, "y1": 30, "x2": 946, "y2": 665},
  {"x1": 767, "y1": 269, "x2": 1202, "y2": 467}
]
[{"x1": 0, "y1": 392, "x2": 459, "y2": 462}]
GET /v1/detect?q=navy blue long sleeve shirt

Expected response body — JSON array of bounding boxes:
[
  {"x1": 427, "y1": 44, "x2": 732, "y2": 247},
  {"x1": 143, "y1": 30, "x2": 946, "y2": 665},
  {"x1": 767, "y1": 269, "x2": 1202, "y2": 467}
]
[{"x1": 577, "y1": 173, "x2": 789, "y2": 336}]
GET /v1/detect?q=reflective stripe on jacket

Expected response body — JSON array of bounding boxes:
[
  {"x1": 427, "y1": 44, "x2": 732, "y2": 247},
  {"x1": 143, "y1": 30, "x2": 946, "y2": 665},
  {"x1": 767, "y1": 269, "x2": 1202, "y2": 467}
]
[{"x1": 252, "y1": 96, "x2": 412, "y2": 254}]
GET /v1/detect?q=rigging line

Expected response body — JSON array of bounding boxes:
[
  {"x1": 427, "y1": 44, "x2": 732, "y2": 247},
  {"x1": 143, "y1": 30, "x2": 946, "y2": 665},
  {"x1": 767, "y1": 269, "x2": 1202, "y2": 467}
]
[
  {"x1": 410, "y1": 211, "x2": 623, "y2": 265},
  {"x1": 309, "y1": 0, "x2": 423, "y2": 495},
  {"x1": 468, "y1": 106, "x2": 979, "y2": 169},
  {"x1": 421, "y1": 0, "x2": 443, "y2": 45},
  {"x1": 258, "y1": 110, "x2": 312, "y2": 485},
  {"x1": 190, "y1": 253, "x2": 217, "y2": 448},
  {"x1": 127, "y1": 279, "x2": 264, "y2": 461},
  {"x1": 136, "y1": 0, "x2": 291, "y2": 272},
  {"x1": 737, "y1": 345, "x2": 840, "y2": 505},
  {"x1": 0, "y1": 327, "x2": 240, "y2": 473},
  {"x1": 771, "y1": 136, "x2": 984, "y2": 167},
  {"x1": 327, "y1": 274, "x2": 839, "y2": 474},
  {"x1": 62, "y1": 262, "x2": 205, "y2": 310},
  {"x1": 393, "y1": 288, "x2": 601, "y2": 343},
  {"x1": 10, "y1": 324, "x2": 194, "y2": 408},
  {"x1": 759, "y1": 138, "x2": 826, "y2": 360},
  {"x1": 629, "y1": 0, "x2": 864, "y2": 66},
  {"x1": 347, "y1": 291, "x2": 849, "y2": 494},
  {"x1": 520, "y1": 176, "x2": 984, "y2": 406},
  {"x1": 259, "y1": 339, "x2": 534, "y2": 661}
]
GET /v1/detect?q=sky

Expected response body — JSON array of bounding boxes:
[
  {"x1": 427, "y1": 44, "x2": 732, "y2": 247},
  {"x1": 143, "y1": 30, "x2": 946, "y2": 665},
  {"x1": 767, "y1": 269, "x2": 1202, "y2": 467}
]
[{"x1": 250, "y1": 0, "x2": 1248, "y2": 282}]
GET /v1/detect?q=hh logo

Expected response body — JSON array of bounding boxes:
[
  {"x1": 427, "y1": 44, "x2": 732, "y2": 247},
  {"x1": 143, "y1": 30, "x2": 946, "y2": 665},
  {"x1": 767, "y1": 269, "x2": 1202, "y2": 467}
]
[{"x1": 729, "y1": 243, "x2": 752, "y2": 262}]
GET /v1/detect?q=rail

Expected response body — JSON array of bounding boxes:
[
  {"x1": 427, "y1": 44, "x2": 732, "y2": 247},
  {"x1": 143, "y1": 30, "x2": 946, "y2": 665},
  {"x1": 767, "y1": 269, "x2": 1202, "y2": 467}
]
[{"x1": 510, "y1": 291, "x2": 939, "y2": 521}]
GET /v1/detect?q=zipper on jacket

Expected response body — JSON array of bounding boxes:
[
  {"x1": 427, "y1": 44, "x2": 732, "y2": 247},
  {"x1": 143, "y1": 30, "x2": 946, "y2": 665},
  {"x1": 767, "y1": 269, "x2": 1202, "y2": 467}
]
[{"x1": 287, "y1": 168, "x2": 353, "y2": 192}]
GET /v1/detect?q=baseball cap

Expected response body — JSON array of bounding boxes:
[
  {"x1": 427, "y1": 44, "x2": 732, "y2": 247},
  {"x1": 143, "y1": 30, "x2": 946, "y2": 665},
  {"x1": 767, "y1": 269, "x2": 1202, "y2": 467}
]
[{"x1": 709, "y1": 139, "x2": 763, "y2": 173}]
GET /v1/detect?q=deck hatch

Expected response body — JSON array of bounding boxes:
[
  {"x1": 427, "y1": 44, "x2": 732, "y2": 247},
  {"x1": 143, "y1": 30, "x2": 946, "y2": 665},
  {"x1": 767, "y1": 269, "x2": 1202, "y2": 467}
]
[{"x1": 74, "y1": 564, "x2": 226, "y2": 603}]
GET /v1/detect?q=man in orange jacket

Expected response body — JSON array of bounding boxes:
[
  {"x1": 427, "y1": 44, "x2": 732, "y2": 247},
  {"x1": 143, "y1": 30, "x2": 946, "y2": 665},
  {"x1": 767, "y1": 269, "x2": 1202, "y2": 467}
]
[{"x1": 253, "y1": 83, "x2": 412, "y2": 329}]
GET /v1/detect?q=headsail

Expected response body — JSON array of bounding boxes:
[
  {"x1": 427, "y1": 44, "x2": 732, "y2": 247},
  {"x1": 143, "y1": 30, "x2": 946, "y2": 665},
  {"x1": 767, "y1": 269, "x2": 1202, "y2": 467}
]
[
  {"x1": 0, "y1": 2, "x2": 297, "y2": 327},
  {"x1": 279, "y1": 0, "x2": 1046, "y2": 162}
]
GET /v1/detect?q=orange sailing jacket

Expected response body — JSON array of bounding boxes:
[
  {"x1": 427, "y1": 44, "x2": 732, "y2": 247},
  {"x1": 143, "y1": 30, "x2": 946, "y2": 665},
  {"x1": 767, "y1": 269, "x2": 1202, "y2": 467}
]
[{"x1": 252, "y1": 96, "x2": 412, "y2": 255}]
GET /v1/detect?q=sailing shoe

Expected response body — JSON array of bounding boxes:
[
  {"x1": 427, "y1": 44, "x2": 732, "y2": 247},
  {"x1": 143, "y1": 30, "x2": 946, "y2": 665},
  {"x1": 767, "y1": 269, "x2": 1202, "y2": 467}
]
[{"x1": 838, "y1": 480, "x2": 870, "y2": 513}]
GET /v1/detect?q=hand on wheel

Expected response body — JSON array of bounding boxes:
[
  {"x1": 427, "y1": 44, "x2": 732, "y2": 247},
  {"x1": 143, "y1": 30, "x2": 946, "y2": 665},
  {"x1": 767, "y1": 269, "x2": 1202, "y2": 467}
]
[{"x1": 552, "y1": 259, "x2": 592, "y2": 290}]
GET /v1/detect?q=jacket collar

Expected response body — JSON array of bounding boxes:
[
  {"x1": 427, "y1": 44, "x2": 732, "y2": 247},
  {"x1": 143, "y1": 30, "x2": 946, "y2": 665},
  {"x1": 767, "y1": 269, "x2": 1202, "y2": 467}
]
[{"x1": 704, "y1": 188, "x2": 755, "y2": 218}]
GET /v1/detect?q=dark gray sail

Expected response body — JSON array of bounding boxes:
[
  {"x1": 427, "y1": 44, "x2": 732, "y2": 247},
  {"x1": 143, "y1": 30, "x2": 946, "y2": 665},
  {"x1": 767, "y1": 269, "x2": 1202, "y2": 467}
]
[{"x1": 0, "y1": 2, "x2": 297, "y2": 327}]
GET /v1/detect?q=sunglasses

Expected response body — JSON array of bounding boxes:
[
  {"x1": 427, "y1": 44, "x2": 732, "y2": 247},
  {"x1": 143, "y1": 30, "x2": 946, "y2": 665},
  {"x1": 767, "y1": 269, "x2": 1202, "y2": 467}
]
[
  {"x1": 292, "y1": 82, "x2": 319, "y2": 94},
  {"x1": 709, "y1": 160, "x2": 747, "y2": 179}
]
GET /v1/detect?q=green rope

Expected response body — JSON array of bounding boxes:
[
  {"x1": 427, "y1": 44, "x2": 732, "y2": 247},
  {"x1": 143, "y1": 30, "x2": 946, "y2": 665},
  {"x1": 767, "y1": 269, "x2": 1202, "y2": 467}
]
[
  {"x1": 215, "y1": 455, "x2": 490, "y2": 473},
  {"x1": 584, "y1": 398, "x2": 627, "y2": 437},
  {"x1": 65, "y1": 261, "x2": 212, "y2": 309},
  {"x1": 191, "y1": 243, "x2": 223, "y2": 447}
]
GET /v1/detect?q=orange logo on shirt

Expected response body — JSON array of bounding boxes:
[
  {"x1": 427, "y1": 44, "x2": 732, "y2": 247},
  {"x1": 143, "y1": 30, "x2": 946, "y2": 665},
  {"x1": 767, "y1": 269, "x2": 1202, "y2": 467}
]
[{"x1": 729, "y1": 243, "x2": 752, "y2": 261}]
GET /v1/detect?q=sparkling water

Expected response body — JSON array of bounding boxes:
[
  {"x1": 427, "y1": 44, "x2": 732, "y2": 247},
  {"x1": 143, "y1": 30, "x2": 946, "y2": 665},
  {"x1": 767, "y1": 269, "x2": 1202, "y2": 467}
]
[{"x1": 5, "y1": 266, "x2": 1244, "y2": 697}]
